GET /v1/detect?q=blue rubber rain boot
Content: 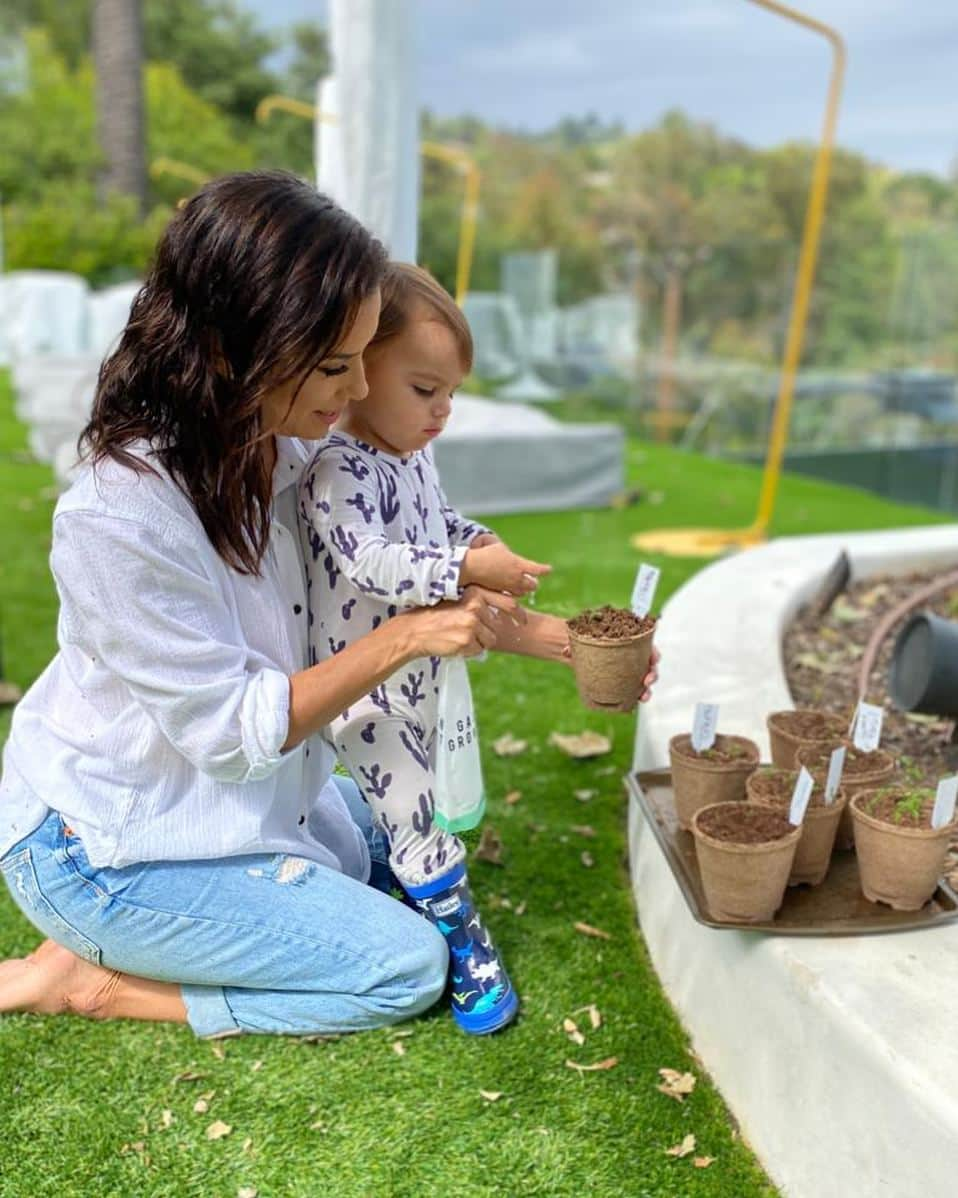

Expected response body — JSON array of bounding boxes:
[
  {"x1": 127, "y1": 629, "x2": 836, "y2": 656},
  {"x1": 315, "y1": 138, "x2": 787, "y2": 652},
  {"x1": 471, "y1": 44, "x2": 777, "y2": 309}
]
[{"x1": 405, "y1": 863, "x2": 518, "y2": 1035}]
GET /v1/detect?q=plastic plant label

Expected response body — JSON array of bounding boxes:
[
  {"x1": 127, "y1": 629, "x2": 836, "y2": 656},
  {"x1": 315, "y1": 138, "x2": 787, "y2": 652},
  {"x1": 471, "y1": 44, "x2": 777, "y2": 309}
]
[
  {"x1": 851, "y1": 701, "x2": 884, "y2": 752},
  {"x1": 932, "y1": 776, "x2": 958, "y2": 830},
  {"x1": 630, "y1": 563, "x2": 660, "y2": 618},
  {"x1": 690, "y1": 703, "x2": 719, "y2": 752},
  {"x1": 789, "y1": 767, "x2": 815, "y2": 826},
  {"x1": 824, "y1": 746, "x2": 846, "y2": 805}
]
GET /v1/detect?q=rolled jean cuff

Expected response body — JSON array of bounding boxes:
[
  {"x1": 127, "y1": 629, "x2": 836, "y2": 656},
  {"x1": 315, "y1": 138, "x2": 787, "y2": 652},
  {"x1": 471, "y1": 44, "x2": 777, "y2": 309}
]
[{"x1": 182, "y1": 983, "x2": 242, "y2": 1039}]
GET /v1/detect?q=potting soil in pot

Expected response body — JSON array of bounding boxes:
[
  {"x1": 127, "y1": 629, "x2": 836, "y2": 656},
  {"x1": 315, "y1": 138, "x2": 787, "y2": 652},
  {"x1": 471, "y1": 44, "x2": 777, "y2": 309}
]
[
  {"x1": 567, "y1": 605, "x2": 656, "y2": 713},
  {"x1": 851, "y1": 786, "x2": 956, "y2": 911},
  {"x1": 669, "y1": 733, "x2": 760, "y2": 830},
  {"x1": 767, "y1": 709, "x2": 848, "y2": 768},
  {"x1": 696, "y1": 803, "x2": 794, "y2": 844},
  {"x1": 692, "y1": 801, "x2": 801, "y2": 922},
  {"x1": 746, "y1": 766, "x2": 847, "y2": 886},
  {"x1": 567, "y1": 605, "x2": 655, "y2": 640}
]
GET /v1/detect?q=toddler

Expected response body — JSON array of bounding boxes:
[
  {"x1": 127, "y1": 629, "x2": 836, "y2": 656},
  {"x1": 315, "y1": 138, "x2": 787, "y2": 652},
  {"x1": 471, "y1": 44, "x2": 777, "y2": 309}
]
[{"x1": 299, "y1": 263, "x2": 550, "y2": 1034}]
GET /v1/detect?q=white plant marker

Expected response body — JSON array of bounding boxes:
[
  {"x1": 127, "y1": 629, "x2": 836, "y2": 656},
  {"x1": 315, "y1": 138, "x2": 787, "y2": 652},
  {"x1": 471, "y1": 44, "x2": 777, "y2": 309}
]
[
  {"x1": 931, "y1": 776, "x2": 958, "y2": 830},
  {"x1": 824, "y1": 746, "x2": 846, "y2": 805},
  {"x1": 850, "y1": 701, "x2": 884, "y2": 752},
  {"x1": 690, "y1": 703, "x2": 719, "y2": 752},
  {"x1": 789, "y1": 767, "x2": 815, "y2": 826},
  {"x1": 631, "y1": 563, "x2": 660, "y2": 618}
]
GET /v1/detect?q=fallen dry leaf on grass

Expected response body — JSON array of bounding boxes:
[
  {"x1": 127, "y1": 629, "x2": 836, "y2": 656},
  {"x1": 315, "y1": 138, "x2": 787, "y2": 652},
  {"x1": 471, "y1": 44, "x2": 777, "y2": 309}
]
[
  {"x1": 250, "y1": 1060, "x2": 263, "y2": 1072},
  {"x1": 694, "y1": 1157, "x2": 715, "y2": 1168},
  {"x1": 562, "y1": 1017, "x2": 585, "y2": 1046},
  {"x1": 210, "y1": 1043, "x2": 226, "y2": 1060},
  {"x1": 493, "y1": 733, "x2": 528, "y2": 757},
  {"x1": 574, "y1": 920, "x2": 612, "y2": 941},
  {"x1": 580, "y1": 851, "x2": 595, "y2": 868},
  {"x1": 193, "y1": 1098, "x2": 210, "y2": 1115},
  {"x1": 572, "y1": 1003, "x2": 602, "y2": 1029},
  {"x1": 242, "y1": 1137, "x2": 253, "y2": 1153},
  {"x1": 565, "y1": 1057, "x2": 618, "y2": 1074},
  {"x1": 514, "y1": 900, "x2": 527, "y2": 916},
  {"x1": 475, "y1": 826, "x2": 504, "y2": 865},
  {"x1": 206, "y1": 1120, "x2": 232, "y2": 1141},
  {"x1": 172, "y1": 1070, "x2": 207, "y2": 1084},
  {"x1": 657, "y1": 1068, "x2": 697, "y2": 1102},
  {"x1": 504, "y1": 790, "x2": 522, "y2": 806},
  {"x1": 549, "y1": 731, "x2": 612, "y2": 759},
  {"x1": 665, "y1": 1134, "x2": 696, "y2": 1158},
  {"x1": 479, "y1": 1090, "x2": 503, "y2": 1102},
  {"x1": 573, "y1": 789, "x2": 596, "y2": 802},
  {"x1": 238, "y1": 1189, "x2": 258, "y2": 1198},
  {"x1": 159, "y1": 1109, "x2": 174, "y2": 1130},
  {"x1": 391, "y1": 1040, "x2": 406, "y2": 1057},
  {"x1": 571, "y1": 824, "x2": 596, "y2": 837}
]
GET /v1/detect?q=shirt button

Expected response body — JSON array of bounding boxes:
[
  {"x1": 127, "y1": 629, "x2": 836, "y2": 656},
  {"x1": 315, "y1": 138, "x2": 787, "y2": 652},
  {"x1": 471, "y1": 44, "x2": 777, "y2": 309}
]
[{"x1": 293, "y1": 604, "x2": 302, "y2": 615}]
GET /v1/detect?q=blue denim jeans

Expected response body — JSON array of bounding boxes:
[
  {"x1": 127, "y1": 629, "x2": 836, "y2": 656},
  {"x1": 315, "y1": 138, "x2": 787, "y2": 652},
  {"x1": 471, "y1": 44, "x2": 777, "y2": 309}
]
[{"x1": 0, "y1": 777, "x2": 448, "y2": 1037}]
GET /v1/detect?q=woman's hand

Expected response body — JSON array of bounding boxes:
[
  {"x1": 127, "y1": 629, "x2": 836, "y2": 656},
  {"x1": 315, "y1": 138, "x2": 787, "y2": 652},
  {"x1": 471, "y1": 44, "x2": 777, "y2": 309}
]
[
  {"x1": 469, "y1": 532, "x2": 501, "y2": 549},
  {"x1": 638, "y1": 647, "x2": 660, "y2": 703},
  {"x1": 397, "y1": 586, "x2": 523, "y2": 659},
  {"x1": 460, "y1": 543, "x2": 552, "y2": 596}
]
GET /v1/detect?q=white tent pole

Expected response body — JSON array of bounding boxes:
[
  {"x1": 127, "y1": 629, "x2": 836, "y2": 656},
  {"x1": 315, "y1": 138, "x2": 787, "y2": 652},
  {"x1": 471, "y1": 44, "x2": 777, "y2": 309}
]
[{"x1": 318, "y1": 0, "x2": 420, "y2": 260}]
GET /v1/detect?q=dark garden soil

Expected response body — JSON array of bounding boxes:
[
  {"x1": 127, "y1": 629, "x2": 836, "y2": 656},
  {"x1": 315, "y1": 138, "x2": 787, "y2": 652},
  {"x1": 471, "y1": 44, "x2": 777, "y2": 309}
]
[
  {"x1": 672, "y1": 733, "x2": 759, "y2": 766},
  {"x1": 799, "y1": 746, "x2": 895, "y2": 778},
  {"x1": 854, "y1": 788, "x2": 939, "y2": 829},
  {"x1": 749, "y1": 766, "x2": 832, "y2": 808},
  {"x1": 567, "y1": 605, "x2": 656, "y2": 640},
  {"x1": 768, "y1": 710, "x2": 848, "y2": 741},
  {"x1": 696, "y1": 803, "x2": 794, "y2": 844}
]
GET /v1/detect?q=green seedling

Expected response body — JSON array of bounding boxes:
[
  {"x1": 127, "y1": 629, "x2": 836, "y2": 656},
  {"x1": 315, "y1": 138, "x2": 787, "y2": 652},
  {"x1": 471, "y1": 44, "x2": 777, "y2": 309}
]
[
  {"x1": 892, "y1": 790, "x2": 931, "y2": 825},
  {"x1": 899, "y1": 756, "x2": 925, "y2": 785},
  {"x1": 866, "y1": 785, "x2": 896, "y2": 815}
]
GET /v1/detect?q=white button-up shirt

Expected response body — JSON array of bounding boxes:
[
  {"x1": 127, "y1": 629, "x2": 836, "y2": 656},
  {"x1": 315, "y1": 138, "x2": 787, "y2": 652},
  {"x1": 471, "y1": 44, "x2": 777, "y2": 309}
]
[{"x1": 0, "y1": 437, "x2": 369, "y2": 880}]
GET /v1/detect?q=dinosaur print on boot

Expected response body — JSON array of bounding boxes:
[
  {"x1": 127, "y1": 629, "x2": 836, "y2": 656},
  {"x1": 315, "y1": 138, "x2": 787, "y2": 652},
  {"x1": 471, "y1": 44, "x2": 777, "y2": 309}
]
[{"x1": 405, "y1": 863, "x2": 518, "y2": 1035}]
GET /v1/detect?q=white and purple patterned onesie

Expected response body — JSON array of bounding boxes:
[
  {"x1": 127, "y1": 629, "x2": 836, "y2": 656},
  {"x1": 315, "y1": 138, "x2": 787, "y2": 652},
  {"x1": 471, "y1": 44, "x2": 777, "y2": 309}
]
[{"x1": 298, "y1": 431, "x2": 491, "y2": 886}]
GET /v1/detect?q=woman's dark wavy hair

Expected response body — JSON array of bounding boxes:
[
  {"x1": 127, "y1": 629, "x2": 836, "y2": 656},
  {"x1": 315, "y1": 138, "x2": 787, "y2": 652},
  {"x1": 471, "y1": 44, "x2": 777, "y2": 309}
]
[{"x1": 80, "y1": 170, "x2": 387, "y2": 575}]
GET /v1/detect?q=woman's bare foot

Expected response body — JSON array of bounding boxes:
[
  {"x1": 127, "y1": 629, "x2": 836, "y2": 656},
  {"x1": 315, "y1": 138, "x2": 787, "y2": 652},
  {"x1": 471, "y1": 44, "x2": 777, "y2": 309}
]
[
  {"x1": 0, "y1": 939, "x2": 188, "y2": 1024},
  {"x1": 0, "y1": 939, "x2": 121, "y2": 1018}
]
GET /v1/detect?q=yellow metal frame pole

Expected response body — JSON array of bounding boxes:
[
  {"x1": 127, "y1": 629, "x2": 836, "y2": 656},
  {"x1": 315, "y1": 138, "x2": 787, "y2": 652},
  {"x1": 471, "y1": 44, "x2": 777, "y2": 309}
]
[
  {"x1": 746, "y1": 0, "x2": 846, "y2": 537},
  {"x1": 417, "y1": 141, "x2": 481, "y2": 303},
  {"x1": 256, "y1": 95, "x2": 481, "y2": 304},
  {"x1": 632, "y1": 1, "x2": 845, "y2": 558}
]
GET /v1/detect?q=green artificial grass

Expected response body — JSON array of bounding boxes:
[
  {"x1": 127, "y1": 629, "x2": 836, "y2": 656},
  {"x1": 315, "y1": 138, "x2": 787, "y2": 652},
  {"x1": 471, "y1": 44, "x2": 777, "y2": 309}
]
[{"x1": 0, "y1": 368, "x2": 947, "y2": 1198}]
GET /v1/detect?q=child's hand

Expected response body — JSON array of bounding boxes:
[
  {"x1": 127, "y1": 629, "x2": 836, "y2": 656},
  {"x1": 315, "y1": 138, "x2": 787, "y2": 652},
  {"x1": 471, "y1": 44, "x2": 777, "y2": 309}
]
[{"x1": 460, "y1": 543, "x2": 552, "y2": 596}]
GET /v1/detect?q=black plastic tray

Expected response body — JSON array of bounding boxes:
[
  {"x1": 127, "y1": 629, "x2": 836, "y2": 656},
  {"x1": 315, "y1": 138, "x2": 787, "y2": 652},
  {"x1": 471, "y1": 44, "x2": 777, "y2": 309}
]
[{"x1": 628, "y1": 769, "x2": 958, "y2": 935}]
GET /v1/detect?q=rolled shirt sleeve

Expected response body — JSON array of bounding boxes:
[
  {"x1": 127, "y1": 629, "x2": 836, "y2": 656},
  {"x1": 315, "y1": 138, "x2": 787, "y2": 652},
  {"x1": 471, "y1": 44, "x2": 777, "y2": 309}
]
[{"x1": 52, "y1": 512, "x2": 293, "y2": 784}]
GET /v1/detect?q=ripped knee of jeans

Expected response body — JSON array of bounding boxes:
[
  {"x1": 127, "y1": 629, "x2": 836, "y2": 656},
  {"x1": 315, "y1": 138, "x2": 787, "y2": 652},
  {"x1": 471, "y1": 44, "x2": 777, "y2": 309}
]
[{"x1": 246, "y1": 855, "x2": 314, "y2": 885}]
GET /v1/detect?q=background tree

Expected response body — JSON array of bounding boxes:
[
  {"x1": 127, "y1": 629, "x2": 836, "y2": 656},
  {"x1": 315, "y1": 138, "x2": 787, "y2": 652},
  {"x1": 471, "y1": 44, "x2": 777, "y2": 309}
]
[{"x1": 92, "y1": 0, "x2": 146, "y2": 214}]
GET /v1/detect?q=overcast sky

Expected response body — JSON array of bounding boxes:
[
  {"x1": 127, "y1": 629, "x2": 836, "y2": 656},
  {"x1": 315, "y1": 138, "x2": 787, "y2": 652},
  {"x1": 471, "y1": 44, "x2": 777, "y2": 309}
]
[{"x1": 246, "y1": 1, "x2": 958, "y2": 176}]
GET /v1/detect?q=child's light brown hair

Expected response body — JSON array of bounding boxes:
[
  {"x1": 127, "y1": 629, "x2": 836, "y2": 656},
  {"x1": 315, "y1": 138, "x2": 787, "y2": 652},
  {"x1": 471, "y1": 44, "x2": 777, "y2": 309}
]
[{"x1": 369, "y1": 262, "x2": 473, "y2": 373}]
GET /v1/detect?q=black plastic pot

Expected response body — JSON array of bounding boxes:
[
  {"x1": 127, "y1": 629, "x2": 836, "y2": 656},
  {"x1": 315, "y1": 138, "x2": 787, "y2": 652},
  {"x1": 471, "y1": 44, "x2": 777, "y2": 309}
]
[{"x1": 889, "y1": 610, "x2": 958, "y2": 717}]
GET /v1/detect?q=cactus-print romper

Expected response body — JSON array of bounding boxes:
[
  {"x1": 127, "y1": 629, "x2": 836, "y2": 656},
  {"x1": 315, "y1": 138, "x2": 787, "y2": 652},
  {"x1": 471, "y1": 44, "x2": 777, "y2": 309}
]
[{"x1": 298, "y1": 432, "x2": 492, "y2": 887}]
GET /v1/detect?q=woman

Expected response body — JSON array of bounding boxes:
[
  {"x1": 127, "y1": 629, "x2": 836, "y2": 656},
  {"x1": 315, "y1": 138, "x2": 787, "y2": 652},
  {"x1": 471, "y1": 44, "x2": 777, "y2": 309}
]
[{"x1": 0, "y1": 172, "x2": 655, "y2": 1038}]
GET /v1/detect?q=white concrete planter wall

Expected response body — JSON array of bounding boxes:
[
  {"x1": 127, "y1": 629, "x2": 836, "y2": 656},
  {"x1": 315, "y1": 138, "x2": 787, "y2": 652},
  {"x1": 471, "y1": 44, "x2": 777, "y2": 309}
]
[{"x1": 630, "y1": 525, "x2": 958, "y2": 1198}]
